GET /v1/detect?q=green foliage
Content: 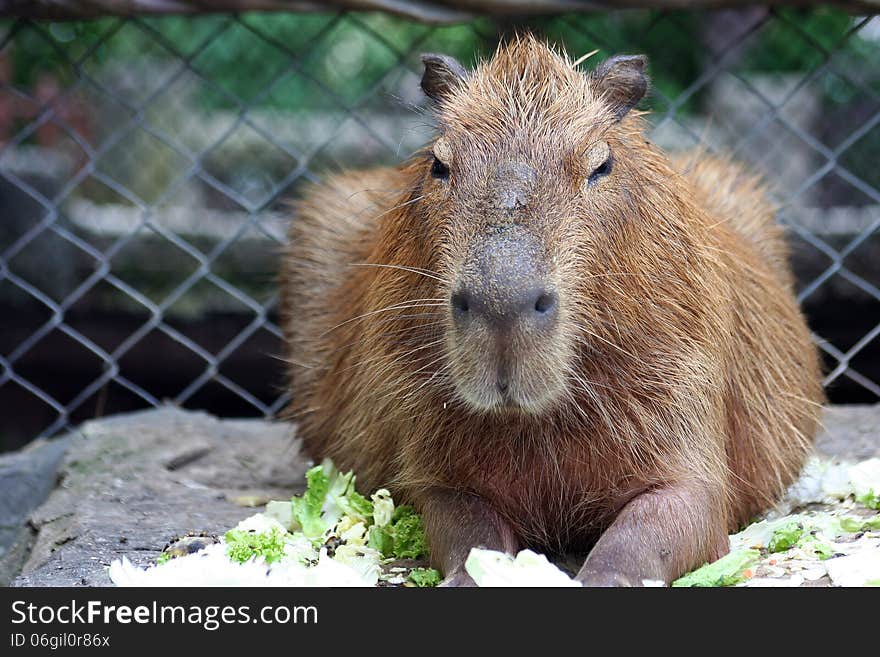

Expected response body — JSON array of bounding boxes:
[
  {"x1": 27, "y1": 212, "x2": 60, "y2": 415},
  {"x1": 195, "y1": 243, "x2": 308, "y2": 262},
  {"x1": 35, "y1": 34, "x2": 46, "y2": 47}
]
[
  {"x1": 4, "y1": 8, "x2": 877, "y2": 199},
  {"x1": 6, "y1": 7, "x2": 874, "y2": 114},
  {"x1": 536, "y1": 11, "x2": 703, "y2": 113},
  {"x1": 739, "y1": 8, "x2": 855, "y2": 72},
  {"x1": 3, "y1": 20, "x2": 109, "y2": 87}
]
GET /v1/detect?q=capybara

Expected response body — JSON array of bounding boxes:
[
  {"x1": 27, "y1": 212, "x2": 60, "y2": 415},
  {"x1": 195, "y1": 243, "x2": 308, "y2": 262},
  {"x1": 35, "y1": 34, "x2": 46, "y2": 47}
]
[{"x1": 280, "y1": 35, "x2": 824, "y2": 586}]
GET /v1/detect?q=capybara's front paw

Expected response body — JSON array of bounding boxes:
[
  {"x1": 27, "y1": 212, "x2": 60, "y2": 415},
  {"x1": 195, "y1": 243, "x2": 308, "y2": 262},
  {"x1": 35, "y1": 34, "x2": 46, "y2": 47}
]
[
  {"x1": 439, "y1": 570, "x2": 478, "y2": 587},
  {"x1": 577, "y1": 570, "x2": 639, "y2": 587}
]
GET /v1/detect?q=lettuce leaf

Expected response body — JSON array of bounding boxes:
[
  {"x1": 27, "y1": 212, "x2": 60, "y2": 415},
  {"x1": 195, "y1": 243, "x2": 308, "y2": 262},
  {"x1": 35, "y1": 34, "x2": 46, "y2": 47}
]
[
  {"x1": 283, "y1": 463, "x2": 428, "y2": 562},
  {"x1": 367, "y1": 526, "x2": 394, "y2": 556},
  {"x1": 338, "y1": 489, "x2": 374, "y2": 522},
  {"x1": 797, "y1": 534, "x2": 834, "y2": 560},
  {"x1": 767, "y1": 522, "x2": 803, "y2": 553},
  {"x1": 390, "y1": 508, "x2": 426, "y2": 559},
  {"x1": 856, "y1": 490, "x2": 880, "y2": 510},
  {"x1": 838, "y1": 515, "x2": 880, "y2": 532},
  {"x1": 291, "y1": 464, "x2": 332, "y2": 540},
  {"x1": 225, "y1": 527, "x2": 288, "y2": 565},
  {"x1": 672, "y1": 549, "x2": 761, "y2": 587},
  {"x1": 363, "y1": 505, "x2": 427, "y2": 559},
  {"x1": 408, "y1": 568, "x2": 442, "y2": 587}
]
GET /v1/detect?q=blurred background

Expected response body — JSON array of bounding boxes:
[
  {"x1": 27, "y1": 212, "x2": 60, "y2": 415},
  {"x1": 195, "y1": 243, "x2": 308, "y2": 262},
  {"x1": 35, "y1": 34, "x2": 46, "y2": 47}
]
[{"x1": 1, "y1": 3, "x2": 879, "y2": 452}]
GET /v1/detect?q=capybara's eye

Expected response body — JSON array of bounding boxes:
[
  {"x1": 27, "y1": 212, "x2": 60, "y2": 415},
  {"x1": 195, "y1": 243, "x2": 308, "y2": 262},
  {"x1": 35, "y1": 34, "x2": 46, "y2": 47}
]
[
  {"x1": 585, "y1": 140, "x2": 612, "y2": 187},
  {"x1": 431, "y1": 156, "x2": 450, "y2": 180},
  {"x1": 588, "y1": 154, "x2": 613, "y2": 185},
  {"x1": 431, "y1": 136, "x2": 452, "y2": 181}
]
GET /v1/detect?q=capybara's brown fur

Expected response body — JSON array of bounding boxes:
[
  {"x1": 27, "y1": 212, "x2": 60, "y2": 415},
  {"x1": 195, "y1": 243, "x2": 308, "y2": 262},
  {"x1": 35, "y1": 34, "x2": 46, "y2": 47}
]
[{"x1": 280, "y1": 36, "x2": 824, "y2": 585}]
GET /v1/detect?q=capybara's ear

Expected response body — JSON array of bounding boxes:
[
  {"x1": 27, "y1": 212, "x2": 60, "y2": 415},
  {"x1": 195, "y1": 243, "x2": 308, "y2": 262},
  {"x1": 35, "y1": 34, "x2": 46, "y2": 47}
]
[
  {"x1": 420, "y1": 53, "x2": 467, "y2": 102},
  {"x1": 589, "y1": 54, "x2": 649, "y2": 120}
]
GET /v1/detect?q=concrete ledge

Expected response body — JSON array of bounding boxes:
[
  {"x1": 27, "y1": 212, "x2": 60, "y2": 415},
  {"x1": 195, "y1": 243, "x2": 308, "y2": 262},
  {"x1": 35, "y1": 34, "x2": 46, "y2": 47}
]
[
  {"x1": 11, "y1": 406, "x2": 306, "y2": 587},
  {"x1": 0, "y1": 435, "x2": 70, "y2": 586}
]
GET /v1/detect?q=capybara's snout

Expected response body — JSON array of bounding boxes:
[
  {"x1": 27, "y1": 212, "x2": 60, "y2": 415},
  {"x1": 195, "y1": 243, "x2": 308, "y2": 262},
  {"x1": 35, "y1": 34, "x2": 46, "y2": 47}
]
[
  {"x1": 450, "y1": 226, "x2": 559, "y2": 339},
  {"x1": 451, "y1": 226, "x2": 558, "y2": 337},
  {"x1": 446, "y1": 225, "x2": 567, "y2": 411}
]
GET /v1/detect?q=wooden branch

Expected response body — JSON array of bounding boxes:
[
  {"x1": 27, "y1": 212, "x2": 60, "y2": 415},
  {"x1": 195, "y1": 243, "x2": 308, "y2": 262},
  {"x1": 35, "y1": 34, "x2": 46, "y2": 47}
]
[{"x1": 0, "y1": 1, "x2": 877, "y2": 25}]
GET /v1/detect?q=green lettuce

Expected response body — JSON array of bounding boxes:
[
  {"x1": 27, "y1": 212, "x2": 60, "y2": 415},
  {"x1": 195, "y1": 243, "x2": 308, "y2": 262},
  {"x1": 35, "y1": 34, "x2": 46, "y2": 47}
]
[
  {"x1": 225, "y1": 527, "x2": 288, "y2": 565},
  {"x1": 672, "y1": 549, "x2": 761, "y2": 587},
  {"x1": 364, "y1": 505, "x2": 427, "y2": 560},
  {"x1": 290, "y1": 465, "x2": 332, "y2": 540},
  {"x1": 282, "y1": 461, "x2": 429, "y2": 566},
  {"x1": 367, "y1": 526, "x2": 394, "y2": 556},
  {"x1": 390, "y1": 508, "x2": 426, "y2": 559},
  {"x1": 797, "y1": 534, "x2": 834, "y2": 560},
  {"x1": 290, "y1": 461, "x2": 380, "y2": 541},
  {"x1": 838, "y1": 515, "x2": 880, "y2": 532},
  {"x1": 408, "y1": 568, "x2": 442, "y2": 587},
  {"x1": 856, "y1": 489, "x2": 880, "y2": 510},
  {"x1": 338, "y1": 489, "x2": 374, "y2": 522},
  {"x1": 768, "y1": 522, "x2": 803, "y2": 553}
]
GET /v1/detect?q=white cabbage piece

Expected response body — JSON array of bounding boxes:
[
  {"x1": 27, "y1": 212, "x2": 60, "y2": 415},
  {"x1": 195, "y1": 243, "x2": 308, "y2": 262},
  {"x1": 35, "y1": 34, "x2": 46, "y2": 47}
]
[
  {"x1": 264, "y1": 500, "x2": 296, "y2": 531},
  {"x1": 371, "y1": 489, "x2": 394, "y2": 528},
  {"x1": 330, "y1": 544, "x2": 382, "y2": 586},
  {"x1": 233, "y1": 513, "x2": 288, "y2": 534},
  {"x1": 465, "y1": 548, "x2": 580, "y2": 587},
  {"x1": 849, "y1": 458, "x2": 880, "y2": 506},
  {"x1": 826, "y1": 547, "x2": 880, "y2": 587}
]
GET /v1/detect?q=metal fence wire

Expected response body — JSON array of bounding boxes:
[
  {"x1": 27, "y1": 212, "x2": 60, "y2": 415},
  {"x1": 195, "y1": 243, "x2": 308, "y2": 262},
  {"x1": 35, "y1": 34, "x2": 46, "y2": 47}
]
[{"x1": 1, "y1": 7, "x2": 879, "y2": 449}]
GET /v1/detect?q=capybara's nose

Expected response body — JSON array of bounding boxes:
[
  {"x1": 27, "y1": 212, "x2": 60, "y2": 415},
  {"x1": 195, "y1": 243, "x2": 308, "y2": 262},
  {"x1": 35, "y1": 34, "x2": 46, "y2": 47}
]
[
  {"x1": 451, "y1": 285, "x2": 557, "y2": 331},
  {"x1": 452, "y1": 227, "x2": 557, "y2": 332}
]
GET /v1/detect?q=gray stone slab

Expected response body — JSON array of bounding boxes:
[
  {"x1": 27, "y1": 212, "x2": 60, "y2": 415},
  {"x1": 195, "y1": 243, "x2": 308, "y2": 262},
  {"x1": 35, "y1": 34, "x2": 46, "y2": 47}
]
[
  {"x1": 816, "y1": 404, "x2": 880, "y2": 460},
  {"x1": 11, "y1": 406, "x2": 308, "y2": 587},
  {"x1": 0, "y1": 435, "x2": 71, "y2": 585}
]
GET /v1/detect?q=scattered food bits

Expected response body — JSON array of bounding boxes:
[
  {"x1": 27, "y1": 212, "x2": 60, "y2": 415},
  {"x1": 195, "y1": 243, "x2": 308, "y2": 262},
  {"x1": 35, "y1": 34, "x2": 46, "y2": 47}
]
[
  {"x1": 110, "y1": 458, "x2": 432, "y2": 587},
  {"x1": 108, "y1": 455, "x2": 880, "y2": 587}
]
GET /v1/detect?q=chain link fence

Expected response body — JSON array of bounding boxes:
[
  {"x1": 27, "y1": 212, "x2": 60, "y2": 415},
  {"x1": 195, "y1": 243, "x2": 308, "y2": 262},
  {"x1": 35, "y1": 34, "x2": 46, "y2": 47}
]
[{"x1": 1, "y1": 6, "x2": 879, "y2": 450}]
